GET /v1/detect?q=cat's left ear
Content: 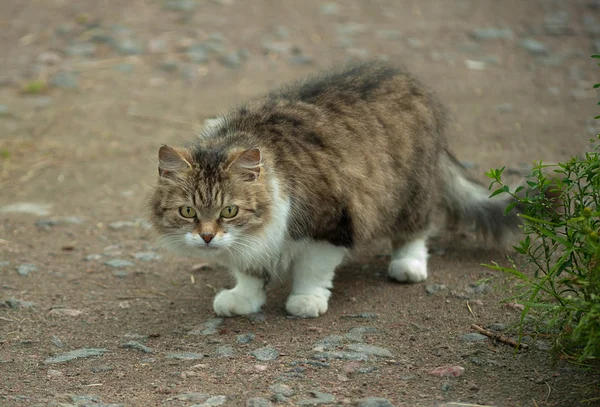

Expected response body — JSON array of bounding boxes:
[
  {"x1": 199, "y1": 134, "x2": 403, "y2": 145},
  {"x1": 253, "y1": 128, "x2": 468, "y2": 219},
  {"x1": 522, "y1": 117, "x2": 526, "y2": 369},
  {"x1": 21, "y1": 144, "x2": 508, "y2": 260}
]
[
  {"x1": 158, "y1": 145, "x2": 192, "y2": 177},
  {"x1": 226, "y1": 148, "x2": 262, "y2": 182}
]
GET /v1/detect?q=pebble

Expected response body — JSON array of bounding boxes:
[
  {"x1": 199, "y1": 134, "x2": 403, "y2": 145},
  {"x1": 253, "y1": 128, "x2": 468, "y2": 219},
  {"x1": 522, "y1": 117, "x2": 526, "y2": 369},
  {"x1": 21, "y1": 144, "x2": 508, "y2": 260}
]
[
  {"x1": 115, "y1": 38, "x2": 144, "y2": 55},
  {"x1": 113, "y1": 64, "x2": 134, "y2": 73},
  {"x1": 377, "y1": 30, "x2": 402, "y2": 40},
  {"x1": 158, "y1": 60, "x2": 180, "y2": 72},
  {"x1": 487, "y1": 323, "x2": 506, "y2": 332},
  {"x1": 337, "y1": 22, "x2": 368, "y2": 36},
  {"x1": 52, "y1": 336, "x2": 64, "y2": 348},
  {"x1": 47, "y1": 369, "x2": 63, "y2": 377},
  {"x1": 356, "y1": 397, "x2": 395, "y2": 407},
  {"x1": 319, "y1": 3, "x2": 340, "y2": 15},
  {"x1": 165, "y1": 393, "x2": 210, "y2": 402},
  {"x1": 342, "y1": 313, "x2": 379, "y2": 319},
  {"x1": 495, "y1": 103, "x2": 513, "y2": 113},
  {"x1": 520, "y1": 39, "x2": 549, "y2": 55},
  {"x1": 406, "y1": 38, "x2": 422, "y2": 48},
  {"x1": 190, "y1": 318, "x2": 223, "y2": 335},
  {"x1": 314, "y1": 335, "x2": 344, "y2": 350},
  {"x1": 214, "y1": 345, "x2": 235, "y2": 358},
  {"x1": 192, "y1": 395, "x2": 227, "y2": 406},
  {"x1": 0, "y1": 261, "x2": 10, "y2": 268},
  {"x1": 85, "y1": 254, "x2": 103, "y2": 261},
  {"x1": 91, "y1": 365, "x2": 114, "y2": 373},
  {"x1": 122, "y1": 341, "x2": 154, "y2": 353},
  {"x1": 297, "y1": 391, "x2": 335, "y2": 405},
  {"x1": 345, "y1": 326, "x2": 378, "y2": 342},
  {"x1": 44, "y1": 348, "x2": 108, "y2": 364},
  {"x1": 460, "y1": 333, "x2": 488, "y2": 343},
  {"x1": 132, "y1": 251, "x2": 161, "y2": 261},
  {"x1": 236, "y1": 333, "x2": 255, "y2": 344},
  {"x1": 269, "y1": 383, "x2": 294, "y2": 397},
  {"x1": 346, "y1": 343, "x2": 393, "y2": 357},
  {"x1": 108, "y1": 221, "x2": 136, "y2": 230},
  {"x1": 470, "y1": 28, "x2": 514, "y2": 40},
  {"x1": 251, "y1": 346, "x2": 279, "y2": 361},
  {"x1": 50, "y1": 71, "x2": 79, "y2": 89},
  {"x1": 543, "y1": 11, "x2": 575, "y2": 36},
  {"x1": 16, "y1": 264, "x2": 37, "y2": 276},
  {"x1": 465, "y1": 60, "x2": 486, "y2": 70},
  {"x1": 112, "y1": 270, "x2": 129, "y2": 278},
  {"x1": 246, "y1": 398, "x2": 273, "y2": 407},
  {"x1": 6, "y1": 298, "x2": 34, "y2": 308},
  {"x1": 425, "y1": 284, "x2": 447, "y2": 295},
  {"x1": 0, "y1": 105, "x2": 9, "y2": 117},
  {"x1": 469, "y1": 283, "x2": 491, "y2": 294},
  {"x1": 428, "y1": 365, "x2": 465, "y2": 378},
  {"x1": 357, "y1": 366, "x2": 378, "y2": 374},
  {"x1": 167, "y1": 352, "x2": 204, "y2": 360},
  {"x1": 65, "y1": 42, "x2": 97, "y2": 57},
  {"x1": 219, "y1": 52, "x2": 242, "y2": 68},
  {"x1": 1, "y1": 202, "x2": 51, "y2": 216},
  {"x1": 104, "y1": 259, "x2": 134, "y2": 268},
  {"x1": 163, "y1": 0, "x2": 197, "y2": 12},
  {"x1": 187, "y1": 45, "x2": 209, "y2": 63},
  {"x1": 312, "y1": 351, "x2": 369, "y2": 361},
  {"x1": 49, "y1": 308, "x2": 82, "y2": 317},
  {"x1": 37, "y1": 51, "x2": 62, "y2": 65}
]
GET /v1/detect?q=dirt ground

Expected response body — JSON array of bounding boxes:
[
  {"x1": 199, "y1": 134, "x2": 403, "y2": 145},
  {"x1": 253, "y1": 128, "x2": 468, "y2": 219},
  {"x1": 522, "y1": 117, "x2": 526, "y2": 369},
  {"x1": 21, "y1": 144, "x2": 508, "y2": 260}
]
[{"x1": 1, "y1": 1, "x2": 600, "y2": 406}]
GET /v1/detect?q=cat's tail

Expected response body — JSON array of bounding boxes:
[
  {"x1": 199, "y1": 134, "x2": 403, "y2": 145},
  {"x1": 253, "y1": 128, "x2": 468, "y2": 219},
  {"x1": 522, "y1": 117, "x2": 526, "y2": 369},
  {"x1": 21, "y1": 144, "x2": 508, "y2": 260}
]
[{"x1": 439, "y1": 149, "x2": 524, "y2": 242}]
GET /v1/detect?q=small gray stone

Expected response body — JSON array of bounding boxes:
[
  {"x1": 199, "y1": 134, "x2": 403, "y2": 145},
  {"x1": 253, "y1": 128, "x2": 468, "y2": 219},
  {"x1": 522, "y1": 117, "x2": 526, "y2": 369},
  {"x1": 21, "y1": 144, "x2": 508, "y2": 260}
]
[
  {"x1": 85, "y1": 254, "x2": 102, "y2": 261},
  {"x1": 488, "y1": 323, "x2": 506, "y2": 332},
  {"x1": 342, "y1": 313, "x2": 379, "y2": 319},
  {"x1": 246, "y1": 397, "x2": 273, "y2": 407},
  {"x1": 112, "y1": 270, "x2": 129, "y2": 278},
  {"x1": 90, "y1": 365, "x2": 114, "y2": 373},
  {"x1": 115, "y1": 38, "x2": 143, "y2": 55},
  {"x1": 377, "y1": 30, "x2": 402, "y2": 40},
  {"x1": 122, "y1": 341, "x2": 154, "y2": 354},
  {"x1": 543, "y1": 11, "x2": 575, "y2": 36},
  {"x1": 406, "y1": 38, "x2": 422, "y2": 48},
  {"x1": 104, "y1": 259, "x2": 134, "y2": 268},
  {"x1": 470, "y1": 28, "x2": 514, "y2": 40},
  {"x1": 337, "y1": 22, "x2": 368, "y2": 36},
  {"x1": 219, "y1": 52, "x2": 242, "y2": 68},
  {"x1": 214, "y1": 345, "x2": 234, "y2": 358},
  {"x1": 269, "y1": 383, "x2": 294, "y2": 397},
  {"x1": 52, "y1": 336, "x2": 64, "y2": 348},
  {"x1": 425, "y1": 284, "x2": 447, "y2": 295},
  {"x1": 495, "y1": 103, "x2": 513, "y2": 113},
  {"x1": 33, "y1": 96, "x2": 53, "y2": 109},
  {"x1": 236, "y1": 333, "x2": 255, "y2": 344},
  {"x1": 190, "y1": 318, "x2": 224, "y2": 335},
  {"x1": 65, "y1": 42, "x2": 97, "y2": 57},
  {"x1": 191, "y1": 395, "x2": 227, "y2": 406},
  {"x1": 319, "y1": 3, "x2": 340, "y2": 15},
  {"x1": 158, "y1": 60, "x2": 180, "y2": 72},
  {"x1": 0, "y1": 105, "x2": 9, "y2": 117},
  {"x1": 6, "y1": 298, "x2": 34, "y2": 308},
  {"x1": 165, "y1": 393, "x2": 210, "y2": 402},
  {"x1": 166, "y1": 352, "x2": 204, "y2": 360},
  {"x1": 297, "y1": 391, "x2": 335, "y2": 406},
  {"x1": 312, "y1": 351, "x2": 369, "y2": 361},
  {"x1": 163, "y1": 0, "x2": 196, "y2": 11},
  {"x1": 132, "y1": 251, "x2": 161, "y2": 261},
  {"x1": 345, "y1": 326, "x2": 378, "y2": 342},
  {"x1": 306, "y1": 360, "x2": 330, "y2": 368},
  {"x1": 251, "y1": 346, "x2": 279, "y2": 361},
  {"x1": 108, "y1": 221, "x2": 136, "y2": 230},
  {"x1": 346, "y1": 343, "x2": 393, "y2": 357},
  {"x1": 470, "y1": 283, "x2": 491, "y2": 294},
  {"x1": 50, "y1": 72, "x2": 79, "y2": 89},
  {"x1": 460, "y1": 333, "x2": 488, "y2": 343},
  {"x1": 45, "y1": 348, "x2": 108, "y2": 364},
  {"x1": 187, "y1": 45, "x2": 209, "y2": 63},
  {"x1": 520, "y1": 39, "x2": 549, "y2": 55},
  {"x1": 314, "y1": 335, "x2": 344, "y2": 350},
  {"x1": 16, "y1": 264, "x2": 37, "y2": 276},
  {"x1": 0, "y1": 261, "x2": 10, "y2": 268},
  {"x1": 356, "y1": 397, "x2": 395, "y2": 407},
  {"x1": 357, "y1": 366, "x2": 378, "y2": 374},
  {"x1": 113, "y1": 64, "x2": 134, "y2": 73}
]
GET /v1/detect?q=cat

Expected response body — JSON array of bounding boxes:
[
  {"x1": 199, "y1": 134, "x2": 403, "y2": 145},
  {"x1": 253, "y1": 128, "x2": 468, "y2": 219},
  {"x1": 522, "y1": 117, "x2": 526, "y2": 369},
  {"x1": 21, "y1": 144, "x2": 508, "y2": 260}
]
[{"x1": 147, "y1": 61, "x2": 521, "y2": 318}]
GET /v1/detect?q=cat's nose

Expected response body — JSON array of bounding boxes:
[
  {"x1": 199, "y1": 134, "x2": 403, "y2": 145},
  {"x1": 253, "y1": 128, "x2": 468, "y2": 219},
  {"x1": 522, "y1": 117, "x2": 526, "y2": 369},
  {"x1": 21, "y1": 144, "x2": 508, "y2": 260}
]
[{"x1": 200, "y1": 233, "x2": 214, "y2": 244}]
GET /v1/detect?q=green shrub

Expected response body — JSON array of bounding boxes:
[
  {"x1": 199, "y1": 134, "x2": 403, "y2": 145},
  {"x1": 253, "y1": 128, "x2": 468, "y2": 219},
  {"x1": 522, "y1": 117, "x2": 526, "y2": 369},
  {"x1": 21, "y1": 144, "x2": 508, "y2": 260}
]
[{"x1": 484, "y1": 55, "x2": 600, "y2": 362}]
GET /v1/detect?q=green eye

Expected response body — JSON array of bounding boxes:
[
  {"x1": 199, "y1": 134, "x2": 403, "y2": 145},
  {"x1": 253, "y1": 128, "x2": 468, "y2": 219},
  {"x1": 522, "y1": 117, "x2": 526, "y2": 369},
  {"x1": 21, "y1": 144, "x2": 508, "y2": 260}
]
[
  {"x1": 220, "y1": 206, "x2": 239, "y2": 219},
  {"x1": 179, "y1": 206, "x2": 196, "y2": 218}
]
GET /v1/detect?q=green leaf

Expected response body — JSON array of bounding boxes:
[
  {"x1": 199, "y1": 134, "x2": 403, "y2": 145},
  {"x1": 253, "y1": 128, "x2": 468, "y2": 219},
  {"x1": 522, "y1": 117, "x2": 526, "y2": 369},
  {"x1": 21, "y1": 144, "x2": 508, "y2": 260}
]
[{"x1": 490, "y1": 185, "x2": 509, "y2": 198}]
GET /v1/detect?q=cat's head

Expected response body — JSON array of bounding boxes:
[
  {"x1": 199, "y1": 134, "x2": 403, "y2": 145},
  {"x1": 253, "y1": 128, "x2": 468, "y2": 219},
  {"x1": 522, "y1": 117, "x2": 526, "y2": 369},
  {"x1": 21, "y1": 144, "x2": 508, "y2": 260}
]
[{"x1": 148, "y1": 144, "x2": 272, "y2": 259}]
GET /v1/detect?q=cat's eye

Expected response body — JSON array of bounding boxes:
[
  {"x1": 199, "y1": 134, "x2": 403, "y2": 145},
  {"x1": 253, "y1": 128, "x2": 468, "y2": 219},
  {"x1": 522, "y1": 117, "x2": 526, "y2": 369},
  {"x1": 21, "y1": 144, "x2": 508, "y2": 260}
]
[
  {"x1": 220, "y1": 206, "x2": 239, "y2": 219},
  {"x1": 179, "y1": 206, "x2": 196, "y2": 218}
]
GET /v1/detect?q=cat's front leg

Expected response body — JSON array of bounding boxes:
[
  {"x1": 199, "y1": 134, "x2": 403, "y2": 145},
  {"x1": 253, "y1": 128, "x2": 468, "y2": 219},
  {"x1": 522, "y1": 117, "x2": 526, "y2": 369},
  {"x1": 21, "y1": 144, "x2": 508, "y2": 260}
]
[
  {"x1": 213, "y1": 270, "x2": 267, "y2": 317},
  {"x1": 286, "y1": 242, "x2": 347, "y2": 318}
]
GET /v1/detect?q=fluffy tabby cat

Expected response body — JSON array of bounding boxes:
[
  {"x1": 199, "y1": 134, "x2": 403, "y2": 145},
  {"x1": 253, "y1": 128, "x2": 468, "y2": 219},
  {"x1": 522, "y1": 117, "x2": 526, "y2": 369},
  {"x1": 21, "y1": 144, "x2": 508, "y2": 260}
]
[{"x1": 148, "y1": 62, "x2": 521, "y2": 318}]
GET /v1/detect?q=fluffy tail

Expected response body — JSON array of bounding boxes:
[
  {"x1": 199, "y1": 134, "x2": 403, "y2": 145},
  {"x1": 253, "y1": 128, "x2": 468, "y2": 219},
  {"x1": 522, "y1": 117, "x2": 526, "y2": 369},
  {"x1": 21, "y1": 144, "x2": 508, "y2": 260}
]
[{"x1": 440, "y1": 149, "x2": 522, "y2": 242}]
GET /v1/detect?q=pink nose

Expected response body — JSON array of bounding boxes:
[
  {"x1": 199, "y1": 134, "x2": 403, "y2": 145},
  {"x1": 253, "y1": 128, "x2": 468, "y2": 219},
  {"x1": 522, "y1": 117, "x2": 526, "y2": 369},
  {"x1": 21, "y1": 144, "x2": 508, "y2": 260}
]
[{"x1": 201, "y1": 233, "x2": 214, "y2": 244}]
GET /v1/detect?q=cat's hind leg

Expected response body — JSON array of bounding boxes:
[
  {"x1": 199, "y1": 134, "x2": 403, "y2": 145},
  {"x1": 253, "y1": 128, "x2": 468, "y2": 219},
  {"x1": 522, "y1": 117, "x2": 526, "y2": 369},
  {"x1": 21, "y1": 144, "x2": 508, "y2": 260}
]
[
  {"x1": 388, "y1": 233, "x2": 429, "y2": 283},
  {"x1": 286, "y1": 241, "x2": 347, "y2": 318}
]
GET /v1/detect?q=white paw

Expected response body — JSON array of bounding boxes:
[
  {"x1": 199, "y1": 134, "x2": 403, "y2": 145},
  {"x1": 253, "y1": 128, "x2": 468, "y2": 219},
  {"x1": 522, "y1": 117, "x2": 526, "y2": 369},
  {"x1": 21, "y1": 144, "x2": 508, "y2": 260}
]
[
  {"x1": 388, "y1": 257, "x2": 428, "y2": 283},
  {"x1": 286, "y1": 293, "x2": 329, "y2": 318},
  {"x1": 213, "y1": 289, "x2": 265, "y2": 317}
]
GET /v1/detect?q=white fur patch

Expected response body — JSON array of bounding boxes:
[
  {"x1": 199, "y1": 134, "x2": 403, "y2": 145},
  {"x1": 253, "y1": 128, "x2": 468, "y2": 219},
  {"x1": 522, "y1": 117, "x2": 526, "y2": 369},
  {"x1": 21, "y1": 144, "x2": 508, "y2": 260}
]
[{"x1": 388, "y1": 238, "x2": 428, "y2": 283}]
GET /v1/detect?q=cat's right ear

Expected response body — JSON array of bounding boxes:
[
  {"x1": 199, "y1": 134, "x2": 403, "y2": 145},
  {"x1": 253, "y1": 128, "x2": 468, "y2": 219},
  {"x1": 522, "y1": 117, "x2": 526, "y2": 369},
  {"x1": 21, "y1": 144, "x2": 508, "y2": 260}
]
[{"x1": 158, "y1": 145, "x2": 192, "y2": 177}]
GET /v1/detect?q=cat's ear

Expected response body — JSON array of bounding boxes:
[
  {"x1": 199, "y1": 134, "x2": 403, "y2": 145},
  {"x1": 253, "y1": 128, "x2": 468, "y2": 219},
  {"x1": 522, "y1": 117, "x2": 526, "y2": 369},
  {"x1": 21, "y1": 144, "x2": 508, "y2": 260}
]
[
  {"x1": 158, "y1": 145, "x2": 192, "y2": 177},
  {"x1": 226, "y1": 148, "x2": 262, "y2": 182}
]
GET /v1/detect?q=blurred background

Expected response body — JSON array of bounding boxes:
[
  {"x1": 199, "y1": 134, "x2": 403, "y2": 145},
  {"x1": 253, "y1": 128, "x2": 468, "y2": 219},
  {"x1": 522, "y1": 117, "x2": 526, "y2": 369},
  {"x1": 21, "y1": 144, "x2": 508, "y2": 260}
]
[{"x1": 1, "y1": 1, "x2": 599, "y2": 406}]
